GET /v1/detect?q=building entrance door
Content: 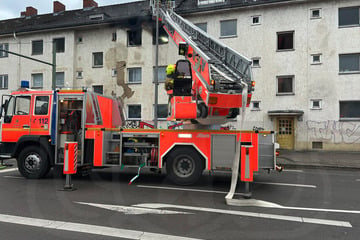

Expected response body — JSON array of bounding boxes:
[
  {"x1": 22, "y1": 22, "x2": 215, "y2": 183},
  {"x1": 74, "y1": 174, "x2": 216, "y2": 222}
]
[{"x1": 277, "y1": 117, "x2": 294, "y2": 150}]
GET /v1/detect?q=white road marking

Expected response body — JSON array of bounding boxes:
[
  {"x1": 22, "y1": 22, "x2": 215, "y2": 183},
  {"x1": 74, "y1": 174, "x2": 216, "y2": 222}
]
[
  {"x1": 224, "y1": 199, "x2": 360, "y2": 214},
  {"x1": 0, "y1": 213, "x2": 201, "y2": 240},
  {"x1": 137, "y1": 185, "x2": 243, "y2": 195},
  {"x1": 3, "y1": 176, "x2": 23, "y2": 179},
  {"x1": 356, "y1": 179, "x2": 360, "y2": 182},
  {"x1": 255, "y1": 181, "x2": 317, "y2": 188},
  {"x1": 135, "y1": 203, "x2": 352, "y2": 228},
  {"x1": 76, "y1": 202, "x2": 191, "y2": 215},
  {"x1": 0, "y1": 168, "x2": 18, "y2": 174},
  {"x1": 283, "y1": 169, "x2": 304, "y2": 173}
]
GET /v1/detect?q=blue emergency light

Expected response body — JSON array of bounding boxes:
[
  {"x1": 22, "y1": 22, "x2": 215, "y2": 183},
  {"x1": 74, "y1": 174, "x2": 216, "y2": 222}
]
[{"x1": 21, "y1": 80, "x2": 30, "y2": 88}]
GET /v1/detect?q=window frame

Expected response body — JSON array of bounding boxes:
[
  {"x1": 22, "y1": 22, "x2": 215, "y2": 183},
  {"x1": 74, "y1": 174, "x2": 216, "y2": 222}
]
[
  {"x1": 0, "y1": 43, "x2": 9, "y2": 58},
  {"x1": 92, "y1": 52, "x2": 103, "y2": 68},
  {"x1": 198, "y1": 0, "x2": 225, "y2": 6},
  {"x1": 53, "y1": 38, "x2": 65, "y2": 53},
  {"x1": 339, "y1": 100, "x2": 360, "y2": 121},
  {"x1": 0, "y1": 74, "x2": 8, "y2": 89},
  {"x1": 251, "y1": 57, "x2": 261, "y2": 68},
  {"x1": 195, "y1": 22, "x2": 208, "y2": 32},
  {"x1": 311, "y1": 53, "x2": 322, "y2": 65},
  {"x1": 32, "y1": 40, "x2": 43, "y2": 55},
  {"x1": 127, "y1": 29, "x2": 142, "y2": 47},
  {"x1": 154, "y1": 104, "x2": 168, "y2": 120},
  {"x1": 251, "y1": 101, "x2": 261, "y2": 111},
  {"x1": 56, "y1": 72, "x2": 65, "y2": 87},
  {"x1": 251, "y1": 15, "x2": 261, "y2": 26},
  {"x1": 310, "y1": 8, "x2": 322, "y2": 19},
  {"x1": 153, "y1": 66, "x2": 167, "y2": 83},
  {"x1": 93, "y1": 85, "x2": 103, "y2": 95},
  {"x1": 339, "y1": 53, "x2": 360, "y2": 74},
  {"x1": 220, "y1": 19, "x2": 237, "y2": 38},
  {"x1": 338, "y1": 6, "x2": 360, "y2": 27},
  {"x1": 277, "y1": 31, "x2": 294, "y2": 51},
  {"x1": 310, "y1": 99, "x2": 322, "y2": 110},
  {"x1": 128, "y1": 67, "x2": 142, "y2": 84},
  {"x1": 276, "y1": 75, "x2": 295, "y2": 95},
  {"x1": 127, "y1": 104, "x2": 141, "y2": 120},
  {"x1": 31, "y1": 73, "x2": 43, "y2": 89}
]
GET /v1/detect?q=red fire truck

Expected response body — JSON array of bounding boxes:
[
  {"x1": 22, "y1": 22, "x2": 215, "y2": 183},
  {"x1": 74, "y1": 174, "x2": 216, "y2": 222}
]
[
  {"x1": 0, "y1": 87, "x2": 277, "y2": 185},
  {"x1": 0, "y1": 2, "x2": 278, "y2": 187}
]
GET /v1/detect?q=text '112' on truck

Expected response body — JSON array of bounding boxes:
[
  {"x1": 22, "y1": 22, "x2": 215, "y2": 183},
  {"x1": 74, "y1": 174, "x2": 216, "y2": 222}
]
[{"x1": 0, "y1": 2, "x2": 279, "y2": 190}]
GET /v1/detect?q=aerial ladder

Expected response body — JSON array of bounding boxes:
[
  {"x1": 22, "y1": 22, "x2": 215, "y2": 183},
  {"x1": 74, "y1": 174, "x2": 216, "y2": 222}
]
[{"x1": 150, "y1": 0, "x2": 255, "y2": 125}]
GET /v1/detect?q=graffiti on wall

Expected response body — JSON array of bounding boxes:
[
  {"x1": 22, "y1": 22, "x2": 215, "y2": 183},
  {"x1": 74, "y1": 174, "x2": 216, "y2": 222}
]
[{"x1": 306, "y1": 120, "x2": 360, "y2": 144}]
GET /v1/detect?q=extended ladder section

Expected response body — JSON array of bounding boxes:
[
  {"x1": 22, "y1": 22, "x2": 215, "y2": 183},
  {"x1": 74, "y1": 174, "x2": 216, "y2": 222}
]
[{"x1": 151, "y1": 1, "x2": 253, "y2": 94}]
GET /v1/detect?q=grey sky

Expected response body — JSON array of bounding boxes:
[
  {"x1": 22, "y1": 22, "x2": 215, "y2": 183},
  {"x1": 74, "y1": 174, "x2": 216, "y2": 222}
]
[{"x1": 0, "y1": 0, "x2": 141, "y2": 20}]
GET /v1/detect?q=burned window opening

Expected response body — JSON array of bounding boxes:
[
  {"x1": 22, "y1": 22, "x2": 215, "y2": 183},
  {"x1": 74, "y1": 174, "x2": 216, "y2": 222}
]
[{"x1": 127, "y1": 29, "x2": 142, "y2": 47}]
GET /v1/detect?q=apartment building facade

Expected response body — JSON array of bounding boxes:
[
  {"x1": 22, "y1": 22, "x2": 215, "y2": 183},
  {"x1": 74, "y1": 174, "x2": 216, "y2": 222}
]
[{"x1": 0, "y1": 0, "x2": 359, "y2": 151}]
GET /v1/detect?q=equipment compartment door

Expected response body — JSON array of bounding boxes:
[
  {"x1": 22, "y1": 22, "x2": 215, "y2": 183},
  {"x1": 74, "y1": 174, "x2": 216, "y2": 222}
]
[{"x1": 211, "y1": 134, "x2": 236, "y2": 170}]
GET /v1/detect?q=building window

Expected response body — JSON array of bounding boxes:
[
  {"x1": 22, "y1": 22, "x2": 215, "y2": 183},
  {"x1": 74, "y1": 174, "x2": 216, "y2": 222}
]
[
  {"x1": 339, "y1": 7, "x2": 360, "y2": 27},
  {"x1": 153, "y1": 66, "x2": 166, "y2": 83},
  {"x1": 128, "y1": 68, "x2": 142, "y2": 84},
  {"x1": 195, "y1": 22, "x2": 207, "y2": 32},
  {"x1": 128, "y1": 29, "x2": 142, "y2": 46},
  {"x1": 93, "y1": 85, "x2": 103, "y2": 94},
  {"x1": 0, "y1": 43, "x2": 9, "y2": 57},
  {"x1": 76, "y1": 71, "x2": 83, "y2": 79},
  {"x1": 0, "y1": 75, "x2": 8, "y2": 89},
  {"x1": 339, "y1": 53, "x2": 360, "y2": 73},
  {"x1": 153, "y1": 26, "x2": 168, "y2": 45},
  {"x1": 77, "y1": 37, "x2": 83, "y2": 43},
  {"x1": 310, "y1": 8, "x2": 321, "y2": 19},
  {"x1": 277, "y1": 76, "x2": 294, "y2": 95},
  {"x1": 112, "y1": 68, "x2": 117, "y2": 77},
  {"x1": 93, "y1": 52, "x2": 103, "y2": 68},
  {"x1": 155, "y1": 104, "x2": 168, "y2": 119},
  {"x1": 251, "y1": 101, "x2": 260, "y2": 111},
  {"x1": 277, "y1": 31, "x2": 294, "y2": 51},
  {"x1": 312, "y1": 141, "x2": 323, "y2": 149},
  {"x1": 32, "y1": 73, "x2": 43, "y2": 88},
  {"x1": 54, "y1": 38, "x2": 65, "y2": 53},
  {"x1": 32, "y1": 40, "x2": 43, "y2": 55},
  {"x1": 252, "y1": 58, "x2": 260, "y2": 68},
  {"x1": 198, "y1": 0, "x2": 225, "y2": 5},
  {"x1": 311, "y1": 54, "x2": 322, "y2": 65},
  {"x1": 128, "y1": 104, "x2": 141, "y2": 119},
  {"x1": 340, "y1": 101, "x2": 360, "y2": 120},
  {"x1": 311, "y1": 99, "x2": 322, "y2": 110},
  {"x1": 56, "y1": 72, "x2": 65, "y2": 87},
  {"x1": 89, "y1": 14, "x2": 104, "y2": 21},
  {"x1": 220, "y1": 19, "x2": 237, "y2": 38},
  {"x1": 112, "y1": 32, "x2": 117, "y2": 42},
  {"x1": 34, "y1": 96, "x2": 49, "y2": 115},
  {"x1": 251, "y1": 15, "x2": 261, "y2": 25}
]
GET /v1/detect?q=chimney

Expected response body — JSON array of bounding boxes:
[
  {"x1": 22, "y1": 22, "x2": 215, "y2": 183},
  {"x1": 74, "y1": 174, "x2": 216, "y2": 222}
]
[
  {"x1": 83, "y1": 0, "x2": 98, "y2": 9},
  {"x1": 54, "y1": 1, "x2": 66, "y2": 13},
  {"x1": 25, "y1": 6, "x2": 38, "y2": 17}
]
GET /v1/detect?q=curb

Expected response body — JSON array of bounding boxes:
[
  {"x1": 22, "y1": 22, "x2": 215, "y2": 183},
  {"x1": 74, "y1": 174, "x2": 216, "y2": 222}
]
[{"x1": 278, "y1": 163, "x2": 360, "y2": 171}]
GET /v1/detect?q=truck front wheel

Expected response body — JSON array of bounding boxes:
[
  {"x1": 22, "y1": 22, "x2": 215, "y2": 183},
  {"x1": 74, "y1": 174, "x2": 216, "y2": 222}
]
[
  {"x1": 166, "y1": 147, "x2": 204, "y2": 185},
  {"x1": 17, "y1": 146, "x2": 50, "y2": 179}
]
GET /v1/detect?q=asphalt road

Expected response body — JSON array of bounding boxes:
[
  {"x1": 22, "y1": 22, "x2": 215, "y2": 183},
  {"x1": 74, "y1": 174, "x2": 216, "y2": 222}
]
[{"x1": 0, "y1": 161, "x2": 359, "y2": 240}]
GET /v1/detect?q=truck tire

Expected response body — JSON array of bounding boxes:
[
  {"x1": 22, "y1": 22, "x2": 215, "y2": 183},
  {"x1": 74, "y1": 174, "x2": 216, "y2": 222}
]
[
  {"x1": 17, "y1": 146, "x2": 50, "y2": 179},
  {"x1": 166, "y1": 147, "x2": 204, "y2": 185}
]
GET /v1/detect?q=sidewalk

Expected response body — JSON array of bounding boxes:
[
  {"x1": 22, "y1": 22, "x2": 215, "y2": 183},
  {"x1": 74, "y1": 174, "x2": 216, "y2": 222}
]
[{"x1": 277, "y1": 150, "x2": 360, "y2": 170}]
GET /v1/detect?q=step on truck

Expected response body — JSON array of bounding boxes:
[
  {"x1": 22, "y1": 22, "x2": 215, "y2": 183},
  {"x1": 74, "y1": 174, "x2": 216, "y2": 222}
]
[{"x1": 0, "y1": 87, "x2": 277, "y2": 185}]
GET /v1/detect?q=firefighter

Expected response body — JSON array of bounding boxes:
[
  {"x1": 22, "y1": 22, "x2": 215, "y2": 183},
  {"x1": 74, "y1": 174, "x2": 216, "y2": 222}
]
[{"x1": 165, "y1": 64, "x2": 176, "y2": 91}]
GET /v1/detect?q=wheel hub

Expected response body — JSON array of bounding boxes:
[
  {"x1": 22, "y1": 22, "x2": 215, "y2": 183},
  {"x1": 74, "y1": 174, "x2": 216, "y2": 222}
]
[
  {"x1": 175, "y1": 158, "x2": 194, "y2": 177},
  {"x1": 24, "y1": 154, "x2": 41, "y2": 171}
]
